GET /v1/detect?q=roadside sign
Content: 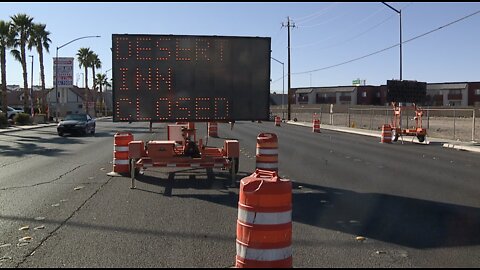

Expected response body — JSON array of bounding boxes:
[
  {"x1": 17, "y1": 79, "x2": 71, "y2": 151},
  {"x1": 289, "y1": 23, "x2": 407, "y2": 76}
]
[
  {"x1": 112, "y1": 34, "x2": 271, "y2": 122},
  {"x1": 53, "y1": 57, "x2": 74, "y2": 88}
]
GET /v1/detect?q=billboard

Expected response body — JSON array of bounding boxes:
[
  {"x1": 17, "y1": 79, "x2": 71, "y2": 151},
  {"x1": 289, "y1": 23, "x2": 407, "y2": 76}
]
[
  {"x1": 112, "y1": 34, "x2": 271, "y2": 122},
  {"x1": 53, "y1": 57, "x2": 74, "y2": 88}
]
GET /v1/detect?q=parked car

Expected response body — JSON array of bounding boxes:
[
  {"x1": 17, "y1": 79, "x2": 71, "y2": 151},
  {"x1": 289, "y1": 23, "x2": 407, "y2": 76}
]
[
  {"x1": 57, "y1": 113, "x2": 96, "y2": 136},
  {"x1": 2, "y1": 106, "x2": 24, "y2": 119}
]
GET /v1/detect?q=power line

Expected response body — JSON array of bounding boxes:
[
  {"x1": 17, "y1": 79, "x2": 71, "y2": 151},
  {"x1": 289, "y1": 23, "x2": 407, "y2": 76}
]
[
  {"x1": 293, "y1": 7, "x2": 386, "y2": 49},
  {"x1": 292, "y1": 2, "x2": 339, "y2": 23},
  {"x1": 293, "y1": 2, "x2": 414, "y2": 49},
  {"x1": 293, "y1": 9, "x2": 480, "y2": 75}
]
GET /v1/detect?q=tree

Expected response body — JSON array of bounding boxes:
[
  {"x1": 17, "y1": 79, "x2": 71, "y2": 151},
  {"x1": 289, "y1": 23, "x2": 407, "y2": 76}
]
[
  {"x1": 28, "y1": 23, "x2": 51, "y2": 113},
  {"x1": 76, "y1": 47, "x2": 93, "y2": 114},
  {"x1": 0, "y1": 20, "x2": 14, "y2": 114},
  {"x1": 90, "y1": 53, "x2": 101, "y2": 117},
  {"x1": 10, "y1": 13, "x2": 33, "y2": 110},
  {"x1": 94, "y1": 73, "x2": 110, "y2": 116}
]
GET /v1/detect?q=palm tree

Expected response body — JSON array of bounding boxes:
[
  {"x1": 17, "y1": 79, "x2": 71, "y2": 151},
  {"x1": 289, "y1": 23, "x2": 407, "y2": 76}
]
[
  {"x1": 0, "y1": 20, "x2": 14, "y2": 114},
  {"x1": 28, "y1": 23, "x2": 51, "y2": 114},
  {"x1": 90, "y1": 53, "x2": 101, "y2": 117},
  {"x1": 94, "y1": 73, "x2": 110, "y2": 116},
  {"x1": 10, "y1": 13, "x2": 33, "y2": 110},
  {"x1": 76, "y1": 47, "x2": 93, "y2": 114}
]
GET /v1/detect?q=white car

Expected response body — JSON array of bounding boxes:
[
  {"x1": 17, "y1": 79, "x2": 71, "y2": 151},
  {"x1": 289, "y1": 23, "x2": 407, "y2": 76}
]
[{"x1": 0, "y1": 106, "x2": 24, "y2": 119}]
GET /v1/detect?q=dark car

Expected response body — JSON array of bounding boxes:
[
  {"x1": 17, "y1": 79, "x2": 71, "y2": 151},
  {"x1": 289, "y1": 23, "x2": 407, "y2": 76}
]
[{"x1": 57, "y1": 113, "x2": 96, "y2": 136}]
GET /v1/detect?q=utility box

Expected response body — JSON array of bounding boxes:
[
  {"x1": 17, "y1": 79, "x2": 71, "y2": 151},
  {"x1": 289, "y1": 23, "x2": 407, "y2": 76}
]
[
  {"x1": 224, "y1": 140, "x2": 239, "y2": 158},
  {"x1": 147, "y1": 141, "x2": 176, "y2": 159},
  {"x1": 128, "y1": 141, "x2": 145, "y2": 159}
]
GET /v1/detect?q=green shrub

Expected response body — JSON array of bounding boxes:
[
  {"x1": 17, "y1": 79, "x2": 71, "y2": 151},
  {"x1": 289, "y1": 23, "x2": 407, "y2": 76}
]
[
  {"x1": 0, "y1": 112, "x2": 7, "y2": 128},
  {"x1": 14, "y1": 113, "x2": 32, "y2": 125}
]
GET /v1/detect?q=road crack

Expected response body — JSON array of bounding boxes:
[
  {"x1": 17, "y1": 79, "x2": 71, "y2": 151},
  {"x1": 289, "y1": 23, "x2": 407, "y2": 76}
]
[
  {"x1": 0, "y1": 164, "x2": 86, "y2": 191},
  {"x1": 15, "y1": 175, "x2": 115, "y2": 268}
]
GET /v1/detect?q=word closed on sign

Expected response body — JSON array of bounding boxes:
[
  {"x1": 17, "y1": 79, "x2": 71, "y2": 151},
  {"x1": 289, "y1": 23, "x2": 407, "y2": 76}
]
[{"x1": 112, "y1": 34, "x2": 271, "y2": 122}]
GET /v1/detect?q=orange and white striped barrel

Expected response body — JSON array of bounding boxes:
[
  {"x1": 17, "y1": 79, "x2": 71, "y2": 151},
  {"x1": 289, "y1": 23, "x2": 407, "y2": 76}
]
[
  {"x1": 208, "y1": 122, "x2": 218, "y2": 137},
  {"x1": 313, "y1": 118, "x2": 321, "y2": 133},
  {"x1": 275, "y1": 116, "x2": 281, "y2": 127},
  {"x1": 256, "y1": 133, "x2": 278, "y2": 172},
  {"x1": 381, "y1": 124, "x2": 392, "y2": 144},
  {"x1": 236, "y1": 169, "x2": 292, "y2": 268},
  {"x1": 113, "y1": 132, "x2": 134, "y2": 174}
]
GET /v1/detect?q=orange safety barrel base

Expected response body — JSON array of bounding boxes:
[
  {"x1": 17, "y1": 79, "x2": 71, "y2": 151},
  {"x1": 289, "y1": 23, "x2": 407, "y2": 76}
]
[
  {"x1": 108, "y1": 132, "x2": 134, "y2": 177},
  {"x1": 381, "y1": 124, "x2": 392, "y2": 144},
  {"x1": 235, "y1": 169, "x2": 292, "y2": 268},
  {"x1": 236, "y1": 256, "x2": 292, "y2": 268}
]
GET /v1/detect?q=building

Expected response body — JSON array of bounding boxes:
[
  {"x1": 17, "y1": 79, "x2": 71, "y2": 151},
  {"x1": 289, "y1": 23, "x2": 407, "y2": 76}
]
[
  {"x1": 424, "y1": 82, "x2": 480, "y2": 106},
  {"x1": 46, "y1": 85, "x2": 113, "y2": 117},
  {"x1": 292, "y1": 81, "x2": 480, "y2": 106},
  {"x1": 270, "y1": 93, "x2": 288, "y2": 106},
  {"x1": 2, "y1": 84, "x2": 113, "y2": 117}
]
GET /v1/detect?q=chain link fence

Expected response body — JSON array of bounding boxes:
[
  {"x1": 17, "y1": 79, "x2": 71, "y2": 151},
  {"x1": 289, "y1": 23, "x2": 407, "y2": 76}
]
[{"x1": 271, "y1": 105, "x2": 479, "y2": 142}]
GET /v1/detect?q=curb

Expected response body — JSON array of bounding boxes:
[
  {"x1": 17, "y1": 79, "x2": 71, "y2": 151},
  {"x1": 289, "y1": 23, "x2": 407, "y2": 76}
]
[
  {"x1": 0, "y1": 117, "x2": 111, "y2": 134},
  {"x1": 286, "y1": 121, "x2": 480, "y2": 154},
  {"x1": 442, "y1": 143, "x2": 480, "y2": 153},
  {"x1": 0, "y1": 123, "x2": 58, "y2": 134}
]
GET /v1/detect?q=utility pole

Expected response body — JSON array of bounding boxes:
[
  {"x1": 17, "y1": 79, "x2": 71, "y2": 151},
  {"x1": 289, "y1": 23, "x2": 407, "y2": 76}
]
[
  {"x1": 29, "y1": 55, "x2": 34, "y2": 116},
  {"x1": 382, "y1": 2, "x2": 402, "y2": 81},
  {"x1": 282, "y1": 16, "x2": 295, "y2": 120}
]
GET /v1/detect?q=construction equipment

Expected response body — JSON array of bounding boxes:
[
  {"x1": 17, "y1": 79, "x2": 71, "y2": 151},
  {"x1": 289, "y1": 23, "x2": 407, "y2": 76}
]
[
  {"x1": 390, "y1": 102, "x2": 427, "y2": 143},
  {"x1": 110, "y1": 34, "x2": 271, "y2": 189},
  {"x1": 127, "y1": 122, "x2": 239, "y2": 188}
]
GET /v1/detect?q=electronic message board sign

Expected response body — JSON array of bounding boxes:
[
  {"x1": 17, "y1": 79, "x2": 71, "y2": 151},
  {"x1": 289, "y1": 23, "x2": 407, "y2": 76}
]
[
  {"x1": 112, "y1": 34, "x2": 271, "y2": 122},
  {"x1": 387, "y1": 80, "x2": 427, "y2": 104}
]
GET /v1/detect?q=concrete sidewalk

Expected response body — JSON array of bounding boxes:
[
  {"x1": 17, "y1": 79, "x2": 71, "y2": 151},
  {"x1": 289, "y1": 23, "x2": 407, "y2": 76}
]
[
  {"x1": 0, "y1": 122, "x2": 58, "y2": 133},
  {"x1": 286, "y1": 120, "x2": 480, "y2": 154},
  {"x1": 0, "y1": 117, "x2": 112, "y2": 134}
]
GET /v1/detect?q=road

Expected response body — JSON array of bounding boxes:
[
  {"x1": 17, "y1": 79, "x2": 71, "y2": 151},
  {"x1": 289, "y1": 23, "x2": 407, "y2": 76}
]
[{"x1": 1, "y1": 119, "x2": 479, "y2": 267}]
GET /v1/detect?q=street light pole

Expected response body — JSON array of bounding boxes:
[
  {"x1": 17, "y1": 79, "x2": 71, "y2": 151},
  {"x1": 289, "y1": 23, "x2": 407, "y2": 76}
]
[
  {"x1": 55, "y1": 35, "x2": 100, "y2": 122},
  {"x1": 271, "y1": 57, "x2": 285, "y2": 119},
  {"x1": 29, "y1": 55, "x2": 34, "y2": 116},
  {"x1": 382, "y1": 2, "x2": 402, "y2": 81}
]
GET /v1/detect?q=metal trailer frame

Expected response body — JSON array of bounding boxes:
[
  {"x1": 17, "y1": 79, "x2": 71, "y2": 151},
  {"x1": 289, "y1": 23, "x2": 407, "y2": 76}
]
[
  {"x1": 391, "y1": 102, "x2": 427, "y2": 143},
  {"x1": 127, "y1": 122, "x2": 239, "y2": 189}
]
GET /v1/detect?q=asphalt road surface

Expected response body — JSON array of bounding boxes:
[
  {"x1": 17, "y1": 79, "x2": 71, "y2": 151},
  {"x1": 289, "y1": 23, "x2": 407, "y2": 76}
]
[{"x1": 1, "y1": 119, "x2": 479, "y2": 267}]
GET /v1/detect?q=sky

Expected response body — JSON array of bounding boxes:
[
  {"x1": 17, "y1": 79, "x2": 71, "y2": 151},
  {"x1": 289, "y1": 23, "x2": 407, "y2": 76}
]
[{"x1": 1, "y1": 2, "x2": 480, "y2": 94}]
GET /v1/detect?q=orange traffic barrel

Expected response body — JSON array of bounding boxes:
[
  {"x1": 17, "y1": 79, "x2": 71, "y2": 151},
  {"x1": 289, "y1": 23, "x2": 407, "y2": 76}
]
[
  {"x1": 381, "y1": 124, "x2": 392, "y2": 144},
  {"x1": 256, "y1": 133, "x2": 278, "y2": 172},
  {"x1": 275, "y1": 116, "x2": 281, "y2": 127},
  {"x1": 236, "y1": 169, "x2": 292, "y2": 268},
  {"x1": 112, "y1": 132, "x2": 133, "y2": 174},
  {"x1": 208, "y1": 122, "x2": 218, "y2": 137},
  {"x1": 313, "y1": 118, "x2": 321, "y2": 133}
]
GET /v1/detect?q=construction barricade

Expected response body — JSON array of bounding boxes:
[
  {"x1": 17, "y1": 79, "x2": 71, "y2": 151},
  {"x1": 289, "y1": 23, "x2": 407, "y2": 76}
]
[
  {"x1": 236, "y1": 169, "x2": 292, "y2": 268},
  {"x1": 256, "y1": 133, "x2": 278, "y2": 172},
  {"x1": 208, "y1": 122, "x2": 218, "y2": 137},
  {"x1": 275, "y1": 116, "x2": 281, "y2": 127},
  {"x1": 107, "y1": 132, "x2": 134, "y2": 176},
  {"x1": 381, "y1": 124, "x2": 392, "y2": 144}
]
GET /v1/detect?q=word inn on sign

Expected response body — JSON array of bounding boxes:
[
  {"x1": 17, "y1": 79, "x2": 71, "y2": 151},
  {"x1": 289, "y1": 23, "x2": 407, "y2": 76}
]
[{"x1": 112, "y1": 34, "x2": 271, "y2": 123}]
